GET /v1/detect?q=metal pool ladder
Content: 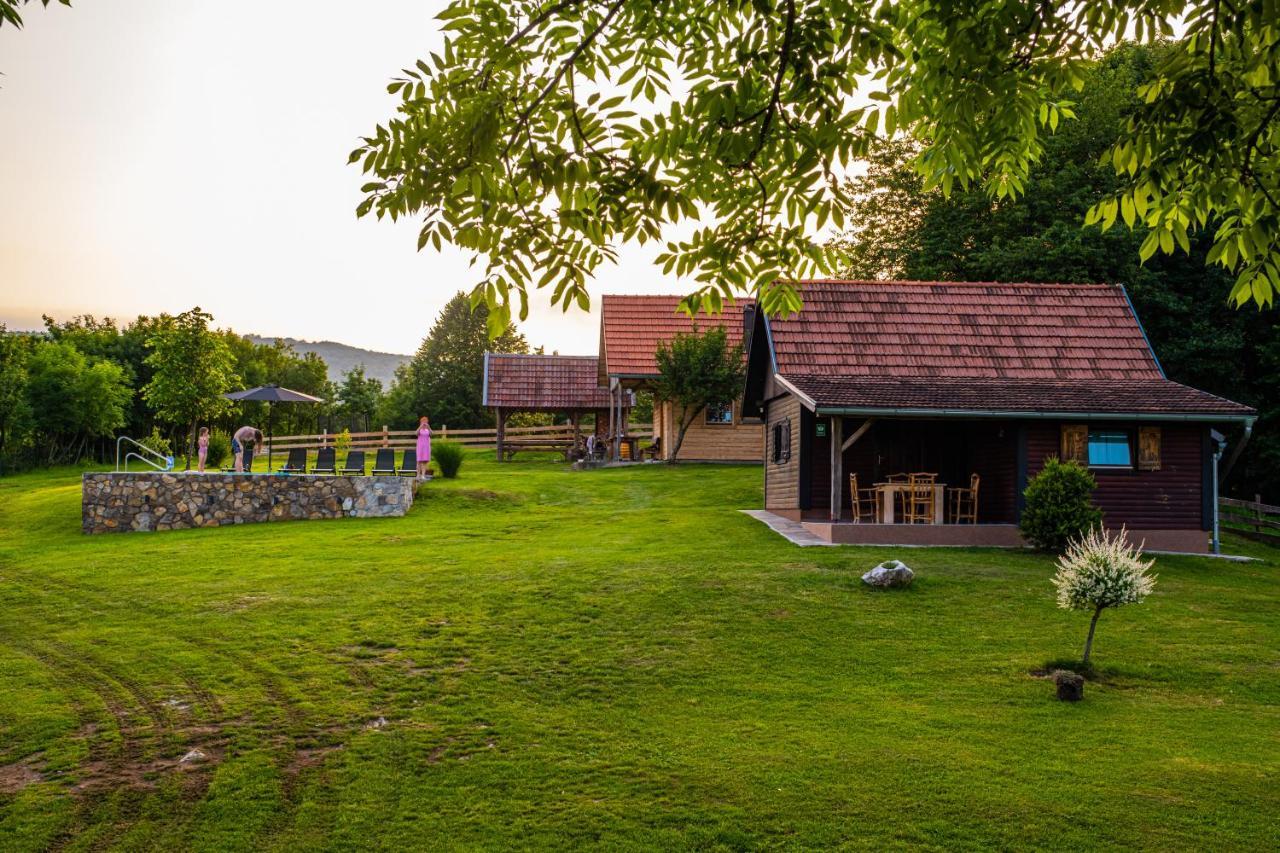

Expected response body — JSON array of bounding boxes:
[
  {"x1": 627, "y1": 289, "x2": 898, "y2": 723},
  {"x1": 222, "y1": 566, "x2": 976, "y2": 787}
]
[{"x1": 115, "y1": 436, "x2": 175, "y2": 473}]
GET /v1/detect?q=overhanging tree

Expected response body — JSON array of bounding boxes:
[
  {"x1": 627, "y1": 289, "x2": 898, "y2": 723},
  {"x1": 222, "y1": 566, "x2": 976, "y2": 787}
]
[
  {"x1": 142, "y1": 309, "x2": 239, "y2": 468},
  {"x1": 350, "y1": 0, "x2": 1280, "y2": 321},
  {"x1": 827, "y1": 42, "x2": 1280, "y2": 501},
  {"x1": 653, "y1": 325, "x2": 745, "y2": 462}
]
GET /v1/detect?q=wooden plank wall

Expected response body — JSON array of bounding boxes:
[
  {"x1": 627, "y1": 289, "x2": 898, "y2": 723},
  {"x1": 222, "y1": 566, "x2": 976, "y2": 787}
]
[
  {"x1": 1026, "y1": 422, "x2": 1205, "y2": 530},
  {"x1": 765, "y1": 394, "x2": 802, "y2": 510},
  {"x1": 660, "y1": 400, "x2": 764, "y2": 462}
]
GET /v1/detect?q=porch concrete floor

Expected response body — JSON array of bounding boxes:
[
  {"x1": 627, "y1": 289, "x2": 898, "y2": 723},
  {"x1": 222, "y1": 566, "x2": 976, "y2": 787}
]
[{"x1": 739, "y1": 510, "x2": 836, "y2": 547}]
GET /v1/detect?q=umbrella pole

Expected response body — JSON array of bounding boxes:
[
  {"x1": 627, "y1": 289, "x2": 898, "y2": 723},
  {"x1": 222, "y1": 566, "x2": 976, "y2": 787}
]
[{"x1": 268, "y1": 402, "x2": 274, "y2": 472}]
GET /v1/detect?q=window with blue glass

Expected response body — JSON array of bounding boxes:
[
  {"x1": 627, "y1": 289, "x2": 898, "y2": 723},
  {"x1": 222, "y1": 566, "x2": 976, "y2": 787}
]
[
  {"x1": 1087, "y1": 430, "x2": 1132, "y2": 467},
  {"x1": 705, "y1": 403, "x2": 734, "y2": 425}
]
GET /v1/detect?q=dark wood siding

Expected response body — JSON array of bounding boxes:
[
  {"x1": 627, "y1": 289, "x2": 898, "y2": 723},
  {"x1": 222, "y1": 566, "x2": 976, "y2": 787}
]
[{"x1": 1026, "y1": 422, "x2": 1206, "y2": 530}]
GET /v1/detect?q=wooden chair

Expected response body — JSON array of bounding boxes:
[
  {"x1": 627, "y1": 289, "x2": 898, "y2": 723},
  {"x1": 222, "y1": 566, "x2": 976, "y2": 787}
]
[
  {"x1": 903, "y1": 473, "x2": 937, "y2": 524},
  {"x1": 849, "y1": 474, "x2": 880, "y2": 523},
  {"x1": 948, "y1": 473, "x2": 980, "y2": 524},
  {"x1": 886, "y1": 473, "x2": 909, "y2": 521}
]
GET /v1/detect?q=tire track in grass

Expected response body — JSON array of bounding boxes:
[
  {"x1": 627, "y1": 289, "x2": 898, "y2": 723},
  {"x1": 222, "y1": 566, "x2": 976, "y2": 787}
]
[
  {"x1": 2, "y1": 559, "x2": 367, "y2": 847},
  {"x1": 2, "y1": 638, "x2": 157, "y2": 781}
]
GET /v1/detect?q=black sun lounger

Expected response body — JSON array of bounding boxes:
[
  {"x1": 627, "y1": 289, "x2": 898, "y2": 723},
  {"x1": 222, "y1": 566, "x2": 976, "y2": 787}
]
[
  {"x1": 281, "y1": 448, "x2": 307, "y2": 474},
  {"x1": 398, "y1": 448, "x2": 417, "y2": 476},
  {"x1": 340, "y1": 450, "x2": 365, "y2": 476},
  {"x1": 313, "y1": 446, "x2": 336, "y2": 475},
  {"x1": 371, "y1": 448, "x2": 397, "y2": 475}
]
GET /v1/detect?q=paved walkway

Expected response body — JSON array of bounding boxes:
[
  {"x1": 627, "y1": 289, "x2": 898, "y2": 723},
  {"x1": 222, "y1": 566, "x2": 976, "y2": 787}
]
[{"x1": 739, "y1": 510, "x2": 836, "y2": 547}]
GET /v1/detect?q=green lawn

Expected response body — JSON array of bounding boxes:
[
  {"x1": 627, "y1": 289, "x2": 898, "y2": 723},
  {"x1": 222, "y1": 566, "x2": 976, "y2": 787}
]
[{"x1": 1, "y1": 456, "x2": 1277, "y2": 850}]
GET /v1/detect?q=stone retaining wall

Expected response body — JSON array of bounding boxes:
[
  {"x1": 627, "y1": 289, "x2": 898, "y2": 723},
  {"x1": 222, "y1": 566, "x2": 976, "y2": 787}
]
[{"x1": 82, "y1": 472, "x2": 415, "y2": 534}]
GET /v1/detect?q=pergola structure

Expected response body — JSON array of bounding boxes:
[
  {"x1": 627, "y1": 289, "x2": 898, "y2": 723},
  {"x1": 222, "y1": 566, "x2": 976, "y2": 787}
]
[{"x1": 482, "y1": 353, "x2": 631, "y2": 461}]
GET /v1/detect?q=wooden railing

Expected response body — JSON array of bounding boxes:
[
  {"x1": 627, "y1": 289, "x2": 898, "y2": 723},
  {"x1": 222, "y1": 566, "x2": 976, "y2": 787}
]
[
  {"x1": 1220, "y1": 496, "x2": 1280, "y2": 547},
  {"x1": 268, "y1": 423, "x2": 653, "y2": 454}
]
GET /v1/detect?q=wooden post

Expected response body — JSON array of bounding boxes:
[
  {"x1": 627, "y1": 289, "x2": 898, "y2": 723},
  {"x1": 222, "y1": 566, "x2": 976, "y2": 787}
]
[
  {"x1": 608, "y1": 385, "x2": 619, "y2": 461},
  {"x1": 830, "y1": 416, "x2": 844, "y2": 522},
  {"x1": 381, "y1": 425, "x2": 389, "y2": 447},
  {"x1": 495, "y1": 408, "x2": 507, "y2": 462}
]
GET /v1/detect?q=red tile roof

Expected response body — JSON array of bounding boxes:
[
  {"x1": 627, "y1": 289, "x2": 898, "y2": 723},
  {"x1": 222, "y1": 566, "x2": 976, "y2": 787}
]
[
  {"x1": 769, "y1": 280, "x2": 1162, "y2": 380},
  {"x1": 782, "y1": 375, "x2": 1255, "y2": 417},
  {"x1": 483, "y1": 354, "x2": 617, "y2": 410},
  {"x1": 758, "y1": 281, "x2": 1253, "y2": 417},
  {"x1": 599, "y1": 295, "x2": 751, "y2": 381}
]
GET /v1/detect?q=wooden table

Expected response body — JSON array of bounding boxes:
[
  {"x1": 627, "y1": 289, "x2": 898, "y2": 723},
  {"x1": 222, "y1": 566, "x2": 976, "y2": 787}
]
[{"x1": 874, "y1": 482, "x2": 947, "y2": 524}]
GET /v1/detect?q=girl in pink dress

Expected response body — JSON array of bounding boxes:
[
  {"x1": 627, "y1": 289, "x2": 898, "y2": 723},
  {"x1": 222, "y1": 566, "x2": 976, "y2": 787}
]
[
  {"x1": 416, "y1": 416, "x2": 432, "y2": 480},
  {"x1": 197, "y1": 427, "x2": 210, "y2": 473}
]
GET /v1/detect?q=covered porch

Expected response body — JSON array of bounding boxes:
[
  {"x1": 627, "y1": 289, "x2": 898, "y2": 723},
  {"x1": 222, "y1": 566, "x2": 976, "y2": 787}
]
[{"x1": 802, "y1": 414, "x2": 1023, "y2": 534}]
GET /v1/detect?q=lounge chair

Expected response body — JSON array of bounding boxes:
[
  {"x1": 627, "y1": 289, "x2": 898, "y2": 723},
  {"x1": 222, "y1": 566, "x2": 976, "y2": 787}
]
[
  {"x1": 313, "y1": 447, "x2": 336, "y2": 475},
  {"x1": 398, "y1": 448, "x2": 418, "y2": 477},
  {"x1": 340, "y1": 450, "x2": 365, "y2": 476},
  {"x1": 281, "y1": 448, "x2": 307, "y2": 474},
  {"x1": 371, "y1": 448, "x2": 397, "y2": 475}
]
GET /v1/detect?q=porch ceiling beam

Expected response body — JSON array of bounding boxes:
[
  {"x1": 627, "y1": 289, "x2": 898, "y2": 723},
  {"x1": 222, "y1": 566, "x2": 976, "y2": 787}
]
[{"x1": 841, "y1": 418, "x2": 875, "y2": 452}]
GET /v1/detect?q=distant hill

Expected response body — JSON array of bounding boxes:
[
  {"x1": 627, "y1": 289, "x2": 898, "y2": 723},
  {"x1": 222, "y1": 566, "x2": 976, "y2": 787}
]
[{"x1": 245, "y1": 335, "x2": 411, "y2": 387}]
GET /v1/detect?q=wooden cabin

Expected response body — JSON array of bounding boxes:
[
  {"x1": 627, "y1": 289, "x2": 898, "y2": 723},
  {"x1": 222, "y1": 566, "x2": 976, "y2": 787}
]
[
  {"x1": 482, "y1": 353, "x2": 627, "y2": 460},
  {"x1": 742, "y1": 280, "x2": 1256, "y2": 552},
  {"x1": 598, "y1": 295, "x2": 763, "y2": 462}
]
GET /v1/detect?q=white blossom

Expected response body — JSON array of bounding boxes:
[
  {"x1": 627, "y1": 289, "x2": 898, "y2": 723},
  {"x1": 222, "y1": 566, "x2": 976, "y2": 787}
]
[{"x1": 1052, "y1": 526, "x2": 1157, "y2": 612}]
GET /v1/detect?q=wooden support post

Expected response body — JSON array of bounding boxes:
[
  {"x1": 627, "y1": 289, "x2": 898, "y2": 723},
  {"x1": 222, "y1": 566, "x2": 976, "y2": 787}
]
[
  {"x1": 609, "y1": 384, "x2": 619, "y2": 461},
  {"x1": 495, "y1": 408, "x2": 506, "y2": 462},
  {"x1": 381, "y1": 425, "x2": 389, "y2": 447},
  {"x1": 830, "y1": 416, "x2": 844, "y2": 522}
]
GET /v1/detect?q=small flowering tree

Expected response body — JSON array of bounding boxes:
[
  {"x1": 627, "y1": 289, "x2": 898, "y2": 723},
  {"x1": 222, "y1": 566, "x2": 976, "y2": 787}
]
[{"x1": 1051, "y1": 526, "x2": 1157, "y2": 667}]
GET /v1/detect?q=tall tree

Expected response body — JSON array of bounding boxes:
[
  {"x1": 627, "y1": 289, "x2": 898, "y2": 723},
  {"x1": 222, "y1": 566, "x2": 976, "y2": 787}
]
[
  {"x1": 25, "y1": 340, "x2": 131, "y2": 465},
  {"x1": 653, "y1": 325, "x2": 746, "y2": 462},
  {"x1": 143, "y1": 308, "x2": 239, "y2": 468},
  {"x1": 829, "y1": 42, "x2": 1280, "y2": 500},
  {"x1": 0, "y1": 327, "x2": 33, "y2": 469},
  {"x1": 337, "y1": 365, "x2": 383, "y2": 432},
  {"x1": 381, "y1": 293, "x2": 527, "y2": 429},
  {"x1": 352, "y1": 1, "x2": 1280, "y2": 319}
]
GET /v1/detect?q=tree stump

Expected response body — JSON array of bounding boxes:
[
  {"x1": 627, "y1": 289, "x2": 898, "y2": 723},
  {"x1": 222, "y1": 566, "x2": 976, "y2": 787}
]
[{"x1": 1052, "y1": 669, "x2": 1085, "y2": 702}]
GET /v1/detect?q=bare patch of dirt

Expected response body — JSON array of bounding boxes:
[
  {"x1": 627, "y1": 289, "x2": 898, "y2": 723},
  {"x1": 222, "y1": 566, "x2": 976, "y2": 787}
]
[{"x1": 0, "y1": 757, "x2": 47, "y2": 793}]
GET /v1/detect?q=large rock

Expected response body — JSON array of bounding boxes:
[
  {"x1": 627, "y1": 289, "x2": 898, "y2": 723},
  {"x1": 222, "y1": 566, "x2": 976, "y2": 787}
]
[{"x1": 861, "y1": 560, "x2": 914, "y2": 588}]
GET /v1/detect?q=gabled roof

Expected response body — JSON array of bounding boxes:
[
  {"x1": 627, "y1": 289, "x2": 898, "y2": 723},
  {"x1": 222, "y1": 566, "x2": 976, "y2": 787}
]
[
  {"x1": 598, "y1": 295, "x2": 752, "y2": 382},
  {"x1": 750, "y1": 280, "x2": 1254, "y2": 419},
  {"x1": 768, "y1": 280, "x2": 1162, "y2": 379},
  {"x1": 483, "y1": 353, "x2": 619, "y2": 411}
]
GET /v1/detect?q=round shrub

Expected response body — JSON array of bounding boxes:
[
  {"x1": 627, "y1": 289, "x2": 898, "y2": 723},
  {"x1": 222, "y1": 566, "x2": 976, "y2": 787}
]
[
  {"x1": 204, "y1": 430, "x2": 231, "y2": 469},
  {"x1": 1020, "y1": 457, "x2": 1102, "y2": 551},
  {"x1": 432, "y1": 440, "x2": 465, "y2": 479}
]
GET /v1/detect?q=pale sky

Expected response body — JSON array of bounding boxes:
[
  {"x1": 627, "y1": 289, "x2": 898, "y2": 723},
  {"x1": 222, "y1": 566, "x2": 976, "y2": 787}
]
[{"x1": 0, "y1": 0, "x2": 692, "y2": 356}]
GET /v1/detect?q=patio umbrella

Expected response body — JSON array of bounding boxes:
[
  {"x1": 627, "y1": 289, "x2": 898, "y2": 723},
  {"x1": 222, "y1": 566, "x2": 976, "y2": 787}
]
[{"x1": 222, "y1": 384, "x2": 324, "y2": 471}]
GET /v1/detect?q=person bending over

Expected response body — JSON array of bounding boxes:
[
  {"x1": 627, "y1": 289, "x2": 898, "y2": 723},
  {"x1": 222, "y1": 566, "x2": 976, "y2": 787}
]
[{"x1": 232, "y1": 426, "x2": 264, "y2": 473}]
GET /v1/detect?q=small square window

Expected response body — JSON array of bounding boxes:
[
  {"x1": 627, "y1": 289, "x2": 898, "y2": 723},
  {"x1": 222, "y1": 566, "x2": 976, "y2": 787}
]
[
  {"x1": 1087, "y1": 430, "x2": 1132, "y2": 467},
  {"x1": 706, "y1": 403, "x2": 734, "y2": 425}
]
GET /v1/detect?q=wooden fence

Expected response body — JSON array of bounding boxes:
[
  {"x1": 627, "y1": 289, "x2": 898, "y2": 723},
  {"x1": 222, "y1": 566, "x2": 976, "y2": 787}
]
[
  {"x1": 267, "y1": 423, "x2": 653, "y2": 455},
  {"x1": 1219, "y1": 496, "x2": 1280, "y2": 547}
]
